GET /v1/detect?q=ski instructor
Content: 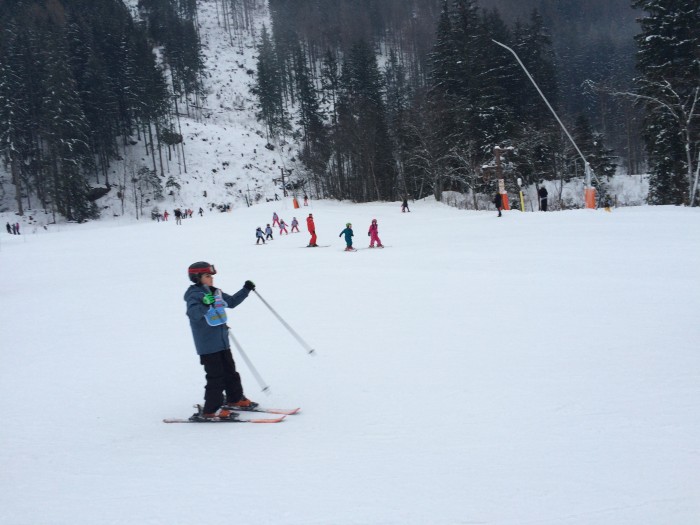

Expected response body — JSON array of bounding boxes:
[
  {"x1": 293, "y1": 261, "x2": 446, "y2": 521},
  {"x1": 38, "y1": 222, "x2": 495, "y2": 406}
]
[{"x1": 184, "y1": 261, "x2": 258, "y2": 421}]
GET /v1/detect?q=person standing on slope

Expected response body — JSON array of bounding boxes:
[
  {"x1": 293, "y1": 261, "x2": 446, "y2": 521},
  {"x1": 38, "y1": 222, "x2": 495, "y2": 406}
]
[
  {"x1": 538, "y1": 185, "x2": 549, "y2": 212},
  {"x1": 339, "y1": 223, "x2": 356, "y2": 251},
  {"x1": 493, "y1": 192, "x2": 503, "y2": 218},
  {"x1": 255, "y1": 227, "x2": 266, "y2": 245},
  {"x1": 265, "y1": 224, "x2": 274, "y2": 241},
  {"x1": 368, "y1": 219, "x2": 384, "y2": 248},
  {"x1": 307, "y1": 214, "x2": 318, "y2": 247},
  {"x1": 272, "y1": 212, "x2": 280, "y2": 228},
  {"x1": 291, "y1": 217, "x2": 300, "y2": 233},
  {"x1": 184, "y1": 262, "x2": 258, "y2": 421}
]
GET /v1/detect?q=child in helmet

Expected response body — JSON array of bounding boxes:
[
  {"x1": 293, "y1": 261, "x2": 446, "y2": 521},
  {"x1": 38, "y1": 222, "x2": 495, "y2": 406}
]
[
  {"x1": 291, "y1": 217, "x2": 300, "y2": 233},
  {"x1": 255, "y1": 226, "x2": 265, "y2": 244},
  {"x1": 368, "y1": 218, "x2": 383, "y2": 248},
  {"x1": 265, "y1": 224, "x2": 274, "y2": 240},
  {"x1": 279, "y1": 219, "x2": 288, "y2": 235},
  {"x1": 184, "y1": 262, "x2": 258, "y2": 421},
  {"x1": 339, "y1": 223, "x2": 355, "y2": 251}
]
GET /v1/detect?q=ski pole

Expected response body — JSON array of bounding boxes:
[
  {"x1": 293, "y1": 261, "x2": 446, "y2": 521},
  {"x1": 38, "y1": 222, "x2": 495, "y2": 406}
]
[
  {"x1": 227, "y1": 330, "x2": 271, "y2": 394},
  {"x1": 253, "y1": 290, "x2": 316, "y2": 355}
]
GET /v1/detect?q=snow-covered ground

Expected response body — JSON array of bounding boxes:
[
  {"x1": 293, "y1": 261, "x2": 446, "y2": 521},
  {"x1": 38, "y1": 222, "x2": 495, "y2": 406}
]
[{"x1": 1, "y1": 200, "x2": 698, "y2": 525}]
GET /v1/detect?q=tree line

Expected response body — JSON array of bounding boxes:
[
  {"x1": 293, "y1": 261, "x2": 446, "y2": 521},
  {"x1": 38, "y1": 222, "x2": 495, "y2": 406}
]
[
  {"x1": 0, "y1": 0, "x2": 204, "y2": 221},
  {"x1": 257, "y1": 0, "x2": 698, "y2": 206}
]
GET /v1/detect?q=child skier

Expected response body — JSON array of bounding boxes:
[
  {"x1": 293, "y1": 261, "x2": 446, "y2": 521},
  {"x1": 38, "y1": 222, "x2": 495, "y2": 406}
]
[
  {"x1": 184, "y1": 262, "x2": 258, "y2": 421},
  {"x1": 339, "y1": 223, "x2": 355, "y2": 251},
  {"x1": 279, "y1": 219, "x2": 289, "y2": 235},
  {"x1": 272, "y1": 212, "x2": 280, "y2": 228},
  {"x1": 265, "y1": 224, "x2": 274, "y2": 240},
  {"x1": 368, "y1": 219, "x2": 384, "y2": 248},
  {"x1": 255, "y1": 227, "x2": 265, "y2": 244},
  {"x1": 291, "y1": 217, "x2": 300, "y2": 233}
]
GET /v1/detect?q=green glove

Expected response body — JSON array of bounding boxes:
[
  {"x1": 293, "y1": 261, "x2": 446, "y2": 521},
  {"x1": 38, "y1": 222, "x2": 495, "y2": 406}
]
[{"x1": 202, "y1": 293, "x2": 215, "y2": 305}]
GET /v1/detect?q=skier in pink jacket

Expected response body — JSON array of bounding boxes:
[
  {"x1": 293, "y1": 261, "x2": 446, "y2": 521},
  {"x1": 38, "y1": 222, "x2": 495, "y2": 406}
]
[{"x1": 368, "y1": 219, "x2": 384, "y2": 248}]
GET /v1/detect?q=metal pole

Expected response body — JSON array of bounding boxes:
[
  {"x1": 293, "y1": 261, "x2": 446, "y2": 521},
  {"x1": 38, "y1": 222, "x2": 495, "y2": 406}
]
[
  {"x1": 492, "y1": 39, "x2": 597, "y2": 189},
  {"x1": 254, "y1": 290, "x2": 316, "y2": 355},
  {"x1": 228, "y1": 330, "x2": 271, "y2": 394}
]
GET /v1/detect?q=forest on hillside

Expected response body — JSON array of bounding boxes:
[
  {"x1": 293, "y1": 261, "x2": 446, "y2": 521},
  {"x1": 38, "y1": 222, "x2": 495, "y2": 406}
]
[
  {"x1": 1, "y1": 0, "x2": 698, "y2": 219},
  {"x1": 256, "y1": 0, "x2": 697, "y2": 205}
]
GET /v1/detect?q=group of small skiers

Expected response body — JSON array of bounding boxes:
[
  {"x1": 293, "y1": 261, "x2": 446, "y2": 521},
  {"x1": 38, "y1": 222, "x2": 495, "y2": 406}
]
[
  {"x1": 255, "y1": 212, "x2": 384, "y2": 251},
  {"x1": 255, "y1": 212, "x2": 300, "y2": 244},
  {"x1": 5, "y1": 222, "x2": 20, "y2": 235}
]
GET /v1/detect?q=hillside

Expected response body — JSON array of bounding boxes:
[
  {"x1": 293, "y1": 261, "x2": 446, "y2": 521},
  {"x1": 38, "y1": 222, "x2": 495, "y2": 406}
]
[{"x1": 1, "y1": 199, "x2": 699, "y2": 524}]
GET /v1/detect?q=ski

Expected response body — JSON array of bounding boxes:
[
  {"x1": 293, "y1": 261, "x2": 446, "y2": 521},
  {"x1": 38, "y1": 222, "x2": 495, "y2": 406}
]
[
  {"x1": 163, "y1": 415, "x2": 286, "y2": 424},
  {"x1": 301, "y1": 245, "x2": 330, "y2": 248},
  {"x1": 226, "y1": 406, "x2": 301, "y2": 416}
]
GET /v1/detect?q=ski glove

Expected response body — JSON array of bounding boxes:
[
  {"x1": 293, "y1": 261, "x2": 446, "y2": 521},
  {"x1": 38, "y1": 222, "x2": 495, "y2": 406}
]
[
  {"x1": 244, "y1": 280, "x2": 256, "y2": 291},
  {"x1": 202, "y1": 293, "x2": 216, "y2": 305}
]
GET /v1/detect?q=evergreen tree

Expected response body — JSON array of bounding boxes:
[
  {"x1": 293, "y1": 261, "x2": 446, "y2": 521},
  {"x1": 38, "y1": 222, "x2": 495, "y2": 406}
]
[
  {"x1": 336, "y1": 39, "x2": 396, "y2": 201},
  {"x1": 632, "y1": 0, "x2": 700, "y2": 205},
  {"x1": 41, "y1": 33, "x2": 95, "y2": 222},
  {"x1": 293, "y1": 42, "x2": 329, "y2": 187},
  {"x1": 253, "y1": 25, "x2": 289, "y2": 139}
]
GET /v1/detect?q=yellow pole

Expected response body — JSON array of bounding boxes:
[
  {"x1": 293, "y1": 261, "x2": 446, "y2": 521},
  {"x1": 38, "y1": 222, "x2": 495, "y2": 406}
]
[{"x1": 519, "y1": 191, "x2": 525, "y2": 212}]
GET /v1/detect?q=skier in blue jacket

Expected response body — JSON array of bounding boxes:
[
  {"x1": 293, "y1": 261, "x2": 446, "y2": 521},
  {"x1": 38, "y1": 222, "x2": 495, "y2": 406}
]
[
  {"x1": 339, "y1": 223, "x2": 355, "y2": 251},
  {"x1": 185, "y1": 261, "x2": 258, "y2": 421}
]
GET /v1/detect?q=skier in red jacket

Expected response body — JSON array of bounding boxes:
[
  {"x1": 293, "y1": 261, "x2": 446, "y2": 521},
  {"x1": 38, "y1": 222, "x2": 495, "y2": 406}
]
[{"x1": 306, "y1": 214, "x2": 318, "y2": 247}]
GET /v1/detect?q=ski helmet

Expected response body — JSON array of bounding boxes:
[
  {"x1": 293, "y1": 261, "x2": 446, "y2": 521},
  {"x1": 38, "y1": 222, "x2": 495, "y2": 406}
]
[
  {"x1": 188, "y1": 261, "x2": 216, "y2": 283},
  {"x1": 346, "y1": 223, "x2": 352, "y2": 227},
  {"x1": 372, "y1": 218, "x2": 377, "y2": 223}
]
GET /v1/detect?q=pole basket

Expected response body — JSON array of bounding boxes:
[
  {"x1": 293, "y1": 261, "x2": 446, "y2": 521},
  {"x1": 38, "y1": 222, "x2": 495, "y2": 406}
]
[{"x1": 585, "y1": 188, "x2": 596, "y2": 209}]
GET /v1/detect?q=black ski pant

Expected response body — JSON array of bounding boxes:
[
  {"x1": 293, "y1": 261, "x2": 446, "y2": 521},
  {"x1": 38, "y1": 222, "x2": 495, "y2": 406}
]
[{"x1": 200, "y1": 349, "x2": 243, "y2": 414}]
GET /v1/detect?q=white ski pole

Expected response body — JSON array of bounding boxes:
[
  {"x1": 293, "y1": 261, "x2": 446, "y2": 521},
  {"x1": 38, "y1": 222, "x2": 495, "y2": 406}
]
[
  {"x1": 227, "y1": 330, "x2": 271, "y2": 394},
  {"x1": 253, "y1": 290, "x2": 316, "y2": 355}
]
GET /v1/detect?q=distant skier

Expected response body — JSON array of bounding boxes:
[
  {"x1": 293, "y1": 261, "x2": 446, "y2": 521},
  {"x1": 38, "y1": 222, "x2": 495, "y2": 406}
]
[
  {"x1": 493, "y1": 192, "x2": 503, "y2": 217},
  {"x1": 255, "y1": 227, "x2": 266, "y2": 244},
  {"x1": 174, "y1": 208, "x2": 182, "y2": 225},
  {"x1": 339, "y1": 223, "x2": 355, "y2": 251},
  {"x1": 401, "y1": 197, "x2": 410, "y2": 213},
  {"x1": 199, "y1": 207, "x2": 204, "y2": 217},
  {"x1": 368, "y1": 219, "x2": 384, "y2": 248},
  {"x1": 6, "y1": 222, "x2": 11, "y2": 234},
  {"x1": 279, "y1": 219, "x2": 288, "y2": 235},
  {"x1": 184, "y1": 261, "x2": 257, "y2": 421},
  {"x1": 163, "y1": 210, "x2": 169, "y2": 221},
  {"x1": 265, "y1": 224, "x2": 274, "y2": 240},
  {"x1": 272, "y1": 212, "x2": 280, "y2": 228},
  {"x1": 303, "y1": 195, "x2": 309, "y2": 206},
  {"x1": 291, "y1": 217, "x2": 300, "y2": 233},
  {"x1": 538, "y1": 185, "x2": 549, "y2": 212},
  {"x1": 307, "y1": 214, "x2": 318, "y2": 247}
]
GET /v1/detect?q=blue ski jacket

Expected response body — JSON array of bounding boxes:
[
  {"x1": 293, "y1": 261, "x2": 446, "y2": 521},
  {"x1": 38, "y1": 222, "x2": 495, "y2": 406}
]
[
  {"x1": 184, "y1": 284, "x2": 250, "y2": 355},
  {"x1": 339, "y1": 227, "x2": 354, "y2": 244}
]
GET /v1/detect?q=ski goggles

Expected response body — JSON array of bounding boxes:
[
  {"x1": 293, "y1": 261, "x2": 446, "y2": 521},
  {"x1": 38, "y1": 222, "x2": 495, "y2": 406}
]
[{"x1": 189, "y1": 264, "x2": 217, "y2": 276}]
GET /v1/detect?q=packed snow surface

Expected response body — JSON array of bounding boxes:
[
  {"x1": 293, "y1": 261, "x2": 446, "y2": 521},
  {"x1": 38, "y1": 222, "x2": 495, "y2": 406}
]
[{"x1": 1, "y1": 200, "x2": 698, "y2": 525}]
